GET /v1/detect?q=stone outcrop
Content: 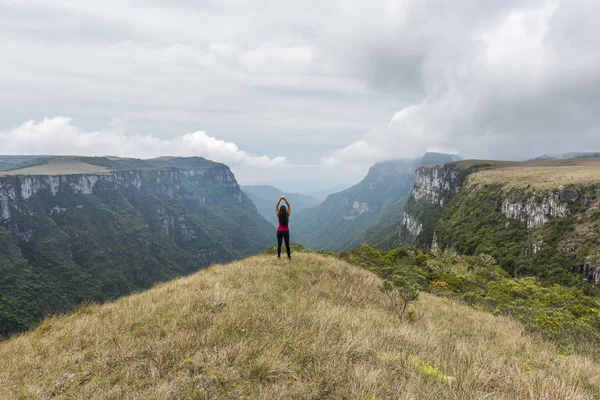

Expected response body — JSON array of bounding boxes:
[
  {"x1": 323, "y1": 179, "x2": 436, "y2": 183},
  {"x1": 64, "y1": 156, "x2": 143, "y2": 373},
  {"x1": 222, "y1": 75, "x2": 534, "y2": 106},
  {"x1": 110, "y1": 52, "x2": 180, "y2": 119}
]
[
  {"x1": 501, "y1": 193, "x2": 571, "y2": 229},
  {"x1": 583, "y1": 258, "x2": 600, "y2": 284},
  {"x1": 343, "y1": 200, "x2": 373, "y2": 221},
  {"x1": 411, "y1": 165, "x2": 463, "y2": 207},
  {"x1": 0, "y1": 167, "x2": 242, "y2": 226},
  {"x1": 399, "y1": 163, "x2": 466, "y2": 247},
  {"x1": 402, "y1": 212, "x2": 423, "y2": 236}
]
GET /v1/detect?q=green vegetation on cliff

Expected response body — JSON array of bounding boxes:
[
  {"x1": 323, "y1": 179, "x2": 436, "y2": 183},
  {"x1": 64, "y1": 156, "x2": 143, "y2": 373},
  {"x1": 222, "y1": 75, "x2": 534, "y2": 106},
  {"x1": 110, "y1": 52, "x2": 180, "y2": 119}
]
[
  {"x1": 435, "y1": 180, "x2": 600, "y2": 287},
  {"x1": 434, "y1": 184, "x2": 529, "y2": 275},
  {"x1": 0, "y1": 230, "x2": 42, "y2": 333},
  {"x1": 387, "y1": 158, "x2": 600, "y2": 286},
  {"x1": 0, "y1": 156, "x2": 47, "y2": 171},
  {"x1": 364, "y1": 198, "x2": 445, "y2": 251},
  {"x1": 0, "y1": 157, "x2": 273, "y2": 336}
]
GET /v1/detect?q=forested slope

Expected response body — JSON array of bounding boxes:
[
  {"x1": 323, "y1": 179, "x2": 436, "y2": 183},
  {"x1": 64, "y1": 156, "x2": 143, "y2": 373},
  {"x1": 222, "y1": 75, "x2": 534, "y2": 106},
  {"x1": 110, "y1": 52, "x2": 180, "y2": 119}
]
[{"x1": 0, "y1": 156, "x2": 272, "y2": 335}]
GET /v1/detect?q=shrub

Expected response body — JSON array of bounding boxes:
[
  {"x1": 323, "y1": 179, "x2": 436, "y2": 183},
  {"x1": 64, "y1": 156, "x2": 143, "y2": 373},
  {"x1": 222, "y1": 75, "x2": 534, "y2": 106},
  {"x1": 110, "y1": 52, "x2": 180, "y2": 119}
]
[
  {"x1": 340, "y1": 245, "x2": 600, "y2": 356},
  {"x1": 412, "y1": 358, "x2": 454, "y2": 385},
  {"x1": 379, "y1": 275, "x2": 420, "y2": 320},
  {"x1": 406, "y1": 304, "x2": 418, "y2": 322},
  {"x1": 431, "y1": 281, "x2": 448, "y2": 293}
]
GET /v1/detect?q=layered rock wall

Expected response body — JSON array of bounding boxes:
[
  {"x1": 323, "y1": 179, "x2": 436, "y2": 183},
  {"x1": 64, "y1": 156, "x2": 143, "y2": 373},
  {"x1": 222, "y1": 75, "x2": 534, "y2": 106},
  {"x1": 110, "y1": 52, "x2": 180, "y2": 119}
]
[
  {"x1": 501, "y1": 193, "x2": 571, "y2": 229},
  {"x1": 399, "y1": 164, "x2": 466, "y2": 247},
  {"x1": 0, "y1": 167, "x2": 242, "y2": 226},
  {"x1": 411, "y1": 166, "x2": 463, "y2": 207}
]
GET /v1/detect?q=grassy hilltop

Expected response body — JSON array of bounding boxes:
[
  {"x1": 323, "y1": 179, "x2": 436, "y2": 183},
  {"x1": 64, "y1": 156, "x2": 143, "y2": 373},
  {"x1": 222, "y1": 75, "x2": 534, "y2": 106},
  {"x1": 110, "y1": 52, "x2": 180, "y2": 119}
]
[
  {"x1": 1, "y1": 253, "x2": 599, "y2": 399},
  {"x1": 463, "y1": 158, "x2": 600, "y2": 190}
]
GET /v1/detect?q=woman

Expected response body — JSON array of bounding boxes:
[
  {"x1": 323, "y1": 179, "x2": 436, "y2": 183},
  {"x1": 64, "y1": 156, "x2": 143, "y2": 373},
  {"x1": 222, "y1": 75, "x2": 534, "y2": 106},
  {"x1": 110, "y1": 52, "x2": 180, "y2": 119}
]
[{"x1": 275, "y1": 195, "x2": 291, "y2": 260}]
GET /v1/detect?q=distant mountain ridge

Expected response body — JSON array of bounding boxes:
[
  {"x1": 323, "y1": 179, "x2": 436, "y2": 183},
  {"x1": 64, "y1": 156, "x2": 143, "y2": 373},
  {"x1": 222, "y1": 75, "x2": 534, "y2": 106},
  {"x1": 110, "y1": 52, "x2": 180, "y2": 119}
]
[
  {"x1": 294, "y1": 152, "x2": 460, "y2": 251},
  {"x1": 241, "y1": 185, "x2": 319, "y2": 226},
  {"x1": 532, "y1": 152, "x2": 600, "y2": 161},
  {"x1": 0, "y1": 155, "x2": 49, "y2": 171}
]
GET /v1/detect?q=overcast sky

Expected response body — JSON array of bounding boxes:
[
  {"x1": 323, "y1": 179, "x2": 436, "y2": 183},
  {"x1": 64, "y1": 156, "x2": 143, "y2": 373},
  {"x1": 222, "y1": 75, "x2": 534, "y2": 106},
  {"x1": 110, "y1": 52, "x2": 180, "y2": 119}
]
[{"x1": 1, "y1": 0, "x2": 599, "y2": 186}]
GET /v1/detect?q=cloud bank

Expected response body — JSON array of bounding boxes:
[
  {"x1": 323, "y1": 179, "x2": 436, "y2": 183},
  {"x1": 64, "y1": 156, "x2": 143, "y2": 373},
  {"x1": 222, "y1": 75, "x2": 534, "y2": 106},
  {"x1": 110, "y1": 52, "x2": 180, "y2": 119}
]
[
  {"x1": 2, "y1": 0, "x2": 600, "y2": 183},
  {"x1": 0, "y1": 117, "x2": 287, "y2": 168},
  {"x1": 322, "y1": 0, "x2": 600, "y2": 166}
]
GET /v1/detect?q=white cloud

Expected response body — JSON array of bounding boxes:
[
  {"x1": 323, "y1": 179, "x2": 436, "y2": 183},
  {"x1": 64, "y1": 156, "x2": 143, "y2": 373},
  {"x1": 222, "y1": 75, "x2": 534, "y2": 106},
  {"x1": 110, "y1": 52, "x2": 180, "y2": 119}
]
[
  {"x1": 0, "y1": 117, "x2": 287, "y2": 168},
  {"x1": 2, "y1": 0, "x2": 600, "y2": 184},
  {"x1": 322, "y1": 0, "x2": 600, "y2": 167}
]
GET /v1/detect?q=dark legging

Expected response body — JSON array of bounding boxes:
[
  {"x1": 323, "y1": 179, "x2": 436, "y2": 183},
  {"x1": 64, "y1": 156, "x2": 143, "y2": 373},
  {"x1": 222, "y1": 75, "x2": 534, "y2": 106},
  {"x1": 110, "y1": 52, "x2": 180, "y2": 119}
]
[{"x1": 277, "y1": 231, "x2": 291, "y2": 258}]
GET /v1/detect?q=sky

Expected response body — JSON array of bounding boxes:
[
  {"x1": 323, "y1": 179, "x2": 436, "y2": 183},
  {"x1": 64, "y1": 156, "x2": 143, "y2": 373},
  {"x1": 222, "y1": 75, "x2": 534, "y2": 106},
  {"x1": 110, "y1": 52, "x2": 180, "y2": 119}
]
[{"x1": 1, "y1": 0, "x2": 599, "y2": 186}]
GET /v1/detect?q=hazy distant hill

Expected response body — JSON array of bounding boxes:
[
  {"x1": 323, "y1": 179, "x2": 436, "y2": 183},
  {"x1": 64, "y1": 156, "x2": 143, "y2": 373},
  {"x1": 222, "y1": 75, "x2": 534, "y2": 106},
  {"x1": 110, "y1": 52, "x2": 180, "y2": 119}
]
[
  {"x1": 0, "y1": 155, "x2": 49, "y2": 171},
  {"x1": 293, "y1": 152, "x2": 460, "y2": 251},
  {"x1": 267, "y1": 181, "x2": 354, "y2": 202},
  {"x1": 532, "y1": 151, "x2": 600, "y2": 161},
  {"x1": 241, "y1": 185, "x2": 319, "y2": 226}
]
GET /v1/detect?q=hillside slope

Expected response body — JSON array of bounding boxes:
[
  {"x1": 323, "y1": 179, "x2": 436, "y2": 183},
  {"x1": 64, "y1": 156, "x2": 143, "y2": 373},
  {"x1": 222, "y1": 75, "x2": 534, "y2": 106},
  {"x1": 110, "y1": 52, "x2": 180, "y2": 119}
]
[
  {"x1": 0, "y1": 156, "x2": 273, "y2": 335},
  {"x1": 1, "y1": 253, "x2": 598, "y2": 399},
  {"x1": 294, "y1": 152, "x2": 459, "y2": 252}
]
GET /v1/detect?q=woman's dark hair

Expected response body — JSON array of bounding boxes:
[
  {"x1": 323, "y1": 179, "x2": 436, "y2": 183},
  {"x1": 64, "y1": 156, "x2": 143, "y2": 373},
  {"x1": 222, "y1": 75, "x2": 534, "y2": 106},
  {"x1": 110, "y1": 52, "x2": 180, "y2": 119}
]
[{"x1": 278, "y1": 205, "x2": 289, "y2": 225}]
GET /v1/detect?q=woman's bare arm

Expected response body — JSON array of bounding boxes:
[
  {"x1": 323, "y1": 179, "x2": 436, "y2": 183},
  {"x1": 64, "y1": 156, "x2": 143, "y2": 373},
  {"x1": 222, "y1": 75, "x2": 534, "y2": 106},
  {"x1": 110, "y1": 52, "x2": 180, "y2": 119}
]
[
  {"x1": 275, "y1": 198, "x2": 282, "y2": 215},
  {"x1": 283, "y1": 197, "x2": 291, "y2": 215}
]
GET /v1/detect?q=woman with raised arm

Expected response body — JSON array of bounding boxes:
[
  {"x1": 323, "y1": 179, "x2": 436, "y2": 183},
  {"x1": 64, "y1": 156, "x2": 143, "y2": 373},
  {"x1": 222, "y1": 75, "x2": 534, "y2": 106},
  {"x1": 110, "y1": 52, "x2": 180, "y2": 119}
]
[{"x1": 275, "y1": 195, "x2": 292, "y2": 260}]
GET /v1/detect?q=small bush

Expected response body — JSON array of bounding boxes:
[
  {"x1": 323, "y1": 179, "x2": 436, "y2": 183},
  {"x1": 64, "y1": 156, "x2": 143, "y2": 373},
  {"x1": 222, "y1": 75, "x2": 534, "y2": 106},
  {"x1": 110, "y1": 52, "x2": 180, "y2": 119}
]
[
  {"x1": 412, "y1": 358, "x2": 454, "y2": 385},
  {"x1": 406, "y1": 304, "x2": 418, "y2": 322},
  {"x1": 431, "y1": 281, "x2": 448, "y2": 292},
  {"x1": 379, "y1": 276, "x2": 420, "y2": 320}
]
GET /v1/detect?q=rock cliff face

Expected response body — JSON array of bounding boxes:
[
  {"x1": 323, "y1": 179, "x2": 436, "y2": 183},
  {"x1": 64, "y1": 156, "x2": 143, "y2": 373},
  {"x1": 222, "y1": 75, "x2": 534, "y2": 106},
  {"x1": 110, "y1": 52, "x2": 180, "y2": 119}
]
[
  {"x1": 433, "y1": 180, "x2": 599, "y2": 284},
  {"x1": 343, "y1": 200, "x2": 373, "y2": 221},
  {"x1": 0, "y1": 157, "x2": 273, "y2": 336},
  {"x1": 398, "y1": 164, "x2": 467, "y2": 248},
  {"x1": 0, "y1": 167, "x2": 250, "y2": 246},
  {"x1": 500, "y1": 192, "x2": 570, "y2": 229},
  {"x1": 402, "y1": 212, "x2": 422, "y2": 236},
  {"x1": 411, "y1": 165, "x2": 463, "y2": 207},
  {"x1": 397, "y1": 159, "x2": 600, "y2": 284}
]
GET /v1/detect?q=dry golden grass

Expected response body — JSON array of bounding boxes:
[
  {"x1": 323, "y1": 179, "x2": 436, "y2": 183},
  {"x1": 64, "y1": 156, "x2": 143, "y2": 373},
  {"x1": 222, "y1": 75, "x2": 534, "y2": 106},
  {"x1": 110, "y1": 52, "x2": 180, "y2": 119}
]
[
  {"x1": 0, "y1": 157, "x2": 109, "y2": 176},
  {"x1": 1, "y1": 253, "x2": 599, "y2": 399},
  {"x1": 459, "y1": 158, "x2": 600, "y2": 190}
]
